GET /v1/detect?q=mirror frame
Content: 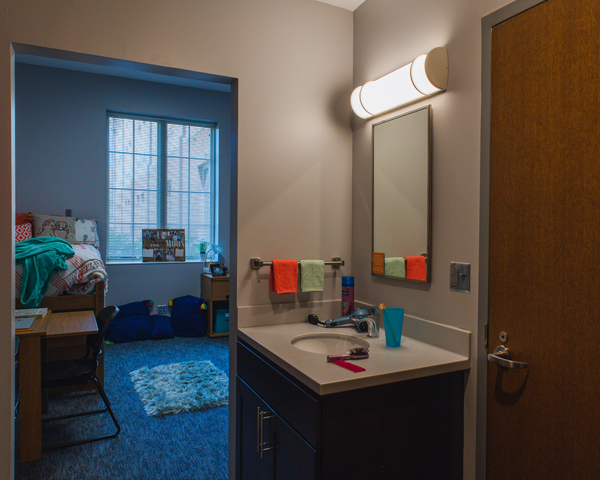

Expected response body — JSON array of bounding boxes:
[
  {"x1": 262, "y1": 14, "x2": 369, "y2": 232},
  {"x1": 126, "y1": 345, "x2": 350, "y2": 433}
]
[{"x1": 371, "y1": 105, "x2": 432, "y2": 284}]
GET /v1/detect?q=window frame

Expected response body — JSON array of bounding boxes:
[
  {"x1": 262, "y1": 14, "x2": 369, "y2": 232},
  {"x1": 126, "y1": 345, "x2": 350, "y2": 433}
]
[{"x1": 106, "y1": 112, "x2": 217, "y2": 263}]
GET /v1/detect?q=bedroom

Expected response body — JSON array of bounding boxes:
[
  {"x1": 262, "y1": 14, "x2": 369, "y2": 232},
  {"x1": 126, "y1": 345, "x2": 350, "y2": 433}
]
[{"x1": 13, "y1": 55, "x2": 234, "y2": 478}]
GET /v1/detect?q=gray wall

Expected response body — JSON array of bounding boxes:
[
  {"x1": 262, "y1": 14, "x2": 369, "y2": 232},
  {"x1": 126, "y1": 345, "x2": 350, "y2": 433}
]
[
  {"x1": 15, "y1": 63, "x2": 231, "y2": 307},
  {"x1": 0, "y1": 0, "x2": 352, "y2": 477},
  {"x1": 352, "y1": 0, "x2": 513, "y2": 477}
]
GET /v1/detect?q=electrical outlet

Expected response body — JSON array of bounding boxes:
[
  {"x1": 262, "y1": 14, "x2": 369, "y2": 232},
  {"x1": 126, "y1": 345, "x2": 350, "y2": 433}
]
[
  {"x1": 450, "y1": 262, "x2": 470, "y2": 293},
  {"x1": 157, "y1": 305, "x2": 168, "y2": 315}
]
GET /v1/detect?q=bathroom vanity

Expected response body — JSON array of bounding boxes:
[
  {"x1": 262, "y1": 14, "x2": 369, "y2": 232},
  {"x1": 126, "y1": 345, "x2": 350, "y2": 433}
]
[{"x1": 236, "y1": 319, "x2": 470, "y2": 480}]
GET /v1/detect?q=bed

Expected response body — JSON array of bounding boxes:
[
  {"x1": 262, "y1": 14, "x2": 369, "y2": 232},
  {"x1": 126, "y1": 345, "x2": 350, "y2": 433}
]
[
  {"x1": 15, "y1": 280, "x2": 106, "y2": 315},
  {"x1": 15, "y1": 213, "x2": 108, "y2": 390},
  {"x1": 15, "y1": 212, "x2": 107, "y2": 314},
  {"x1": 15, "y1": 243, "x2": 107, "y2": 315}
]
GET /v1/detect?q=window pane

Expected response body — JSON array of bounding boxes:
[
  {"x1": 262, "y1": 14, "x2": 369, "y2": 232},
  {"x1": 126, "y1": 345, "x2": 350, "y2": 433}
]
[
  {"x1": 191, "y1": 159, "x2": 211, "y2": 193},
  {"x1": 109, "y1": 153, "x2": 133, "y2": 189},
  {"x1": 190, "y1": 192, "x2": 211, "y2": 226},
  {"x1": 134, "y1": 191, "x2": 157, "y2": 225},
  {"x1": 109, "y1": 117, "x2": 133, "y2": 153},
  {"x1": 134, "y1": 120, "x2": 157, "y2": 155},
  {"x1": 167, "y1": 124, "x2": 189, "y2": 157},
  {"x1": 107, "y1": 223, "x2": 133, "y2": 259},
  {"x1": 167, "y1": 192, "x2": 189, "y2": 226},
  {"x1": 167, "y1": 156, "x2": 189, "y2": 193},
  {"x1": 190, "y1": 126, "x2": 211, "y2": 159},
  {"x1": 109, "y1": 189, "x2": 133, "y2": 224},
  {"x1": 134, "y1": 154, "x2": 158, "y2": 191}
]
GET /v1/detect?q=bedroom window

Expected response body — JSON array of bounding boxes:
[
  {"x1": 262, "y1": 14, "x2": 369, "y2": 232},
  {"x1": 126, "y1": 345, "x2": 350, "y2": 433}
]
[{"x1": 107, "y1": 113, "x2": 217, "y2": 262}]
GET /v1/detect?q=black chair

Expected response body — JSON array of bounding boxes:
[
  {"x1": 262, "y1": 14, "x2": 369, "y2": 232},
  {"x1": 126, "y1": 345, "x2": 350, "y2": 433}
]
[{"x1": 41, "y1": 305, "x2": 121, "y2": 450}]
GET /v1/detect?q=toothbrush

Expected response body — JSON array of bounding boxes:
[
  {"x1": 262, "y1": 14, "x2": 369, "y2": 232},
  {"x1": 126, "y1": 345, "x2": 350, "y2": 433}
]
[{"x1": 327, "y1": 347, "x2": 370, "y2": 363}]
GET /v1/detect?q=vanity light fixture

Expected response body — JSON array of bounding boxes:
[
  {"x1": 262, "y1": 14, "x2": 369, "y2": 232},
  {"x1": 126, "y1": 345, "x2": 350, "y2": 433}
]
[{"x1": 351, "y1": 47, "x2": 448, "y2": 119}]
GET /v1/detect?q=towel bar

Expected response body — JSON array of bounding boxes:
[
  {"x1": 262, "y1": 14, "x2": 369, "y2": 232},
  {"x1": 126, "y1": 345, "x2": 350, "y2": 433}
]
[{"x1": 250, "y1": 257, "x2": 344, "y2": 270}]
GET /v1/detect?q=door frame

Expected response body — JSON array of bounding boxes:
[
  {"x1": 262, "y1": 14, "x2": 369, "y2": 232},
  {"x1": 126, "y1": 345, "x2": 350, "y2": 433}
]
[{"x1": 477, "y1": 1, "x2": 548, "y2": 478}]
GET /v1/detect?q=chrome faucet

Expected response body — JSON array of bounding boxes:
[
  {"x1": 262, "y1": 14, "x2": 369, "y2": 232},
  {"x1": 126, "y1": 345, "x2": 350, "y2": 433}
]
[
  {"x1": 353, "y1": 306, "x2": 379, "y2": 338},
  {"x1": 364, "y1": 316, "x2": 379, "y2": 338}
]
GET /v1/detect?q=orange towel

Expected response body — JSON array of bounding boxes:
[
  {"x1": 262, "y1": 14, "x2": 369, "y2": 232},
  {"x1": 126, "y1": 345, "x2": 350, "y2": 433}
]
[
  {"x1": 270, "y1": 260, "x2": 298, "y2": 295},
  {"x1": 406, "y1": 256, "x2": 427, "y2": 281}
]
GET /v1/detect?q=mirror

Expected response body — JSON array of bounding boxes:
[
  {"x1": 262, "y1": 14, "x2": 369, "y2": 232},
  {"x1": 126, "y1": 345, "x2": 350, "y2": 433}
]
[{"x1": 372, "y1": 105, "x2": 431, "y2": 283}]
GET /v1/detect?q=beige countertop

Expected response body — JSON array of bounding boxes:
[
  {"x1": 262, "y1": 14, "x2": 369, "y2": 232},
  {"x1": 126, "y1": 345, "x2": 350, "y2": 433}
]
[{"x1": 238, "y1": 316, "x2": 471, "y2": 395}]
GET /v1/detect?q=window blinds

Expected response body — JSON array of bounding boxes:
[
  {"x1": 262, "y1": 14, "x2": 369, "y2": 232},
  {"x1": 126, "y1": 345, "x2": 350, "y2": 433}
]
[{"x1": 107, "y1": 114, "x2": 216, "y2": 261}]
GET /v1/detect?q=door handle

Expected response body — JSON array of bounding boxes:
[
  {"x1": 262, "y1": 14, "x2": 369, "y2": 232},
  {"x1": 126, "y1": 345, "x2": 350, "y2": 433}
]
[{"x1": 488, "y1": 345, "x2": 528, "y2": 369}]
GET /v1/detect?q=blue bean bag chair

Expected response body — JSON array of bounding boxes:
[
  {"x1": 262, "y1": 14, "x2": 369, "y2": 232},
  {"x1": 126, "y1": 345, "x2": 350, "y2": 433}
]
[
  {"x1": 170, "y1": 295, "x2": 207, "y2": 337},
  {"x1": 151, "y1": 314, "x2": 175, "y2": 339},
  {"x1": 105, "y1": 314, "x2": 153, "y2": 343}
]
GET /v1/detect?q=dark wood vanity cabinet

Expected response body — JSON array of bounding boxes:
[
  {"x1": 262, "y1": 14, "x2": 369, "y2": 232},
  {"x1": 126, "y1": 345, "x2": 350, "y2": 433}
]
[
  {"x1": 236, "y1": 379, "x2": 318, "y2": 479},
  {"x1": 236, "y1": 340, "x2": 464, "y2": 480}
]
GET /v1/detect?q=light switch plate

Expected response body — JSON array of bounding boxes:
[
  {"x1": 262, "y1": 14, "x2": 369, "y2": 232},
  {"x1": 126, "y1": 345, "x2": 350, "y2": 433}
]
[
  {"x1": 450, "y1": 262, "x2": 470, "y2": 293},
  {"x1": 157, "y1": 305, "x2": 168, "y2": 315}
]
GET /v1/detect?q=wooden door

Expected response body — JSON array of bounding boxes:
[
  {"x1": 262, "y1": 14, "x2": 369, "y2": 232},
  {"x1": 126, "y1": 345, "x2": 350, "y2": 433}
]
[{"x1": 488, "y1": 0, "x2": 600, "y2": 478}]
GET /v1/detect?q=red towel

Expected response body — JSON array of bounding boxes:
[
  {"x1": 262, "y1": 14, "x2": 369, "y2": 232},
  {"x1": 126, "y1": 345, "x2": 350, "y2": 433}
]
[
  {"x1": 270, "y1": 260, "x2": 298, "y2": 295},
  {"x1": 406, "y1": 256, "x2": 427, "y2": 281}
]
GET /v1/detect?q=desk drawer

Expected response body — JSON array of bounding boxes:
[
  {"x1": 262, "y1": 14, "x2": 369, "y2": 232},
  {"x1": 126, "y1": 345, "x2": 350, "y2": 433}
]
[{"x1": 211, "y1": 280, "x2": 230, "y2": 301}]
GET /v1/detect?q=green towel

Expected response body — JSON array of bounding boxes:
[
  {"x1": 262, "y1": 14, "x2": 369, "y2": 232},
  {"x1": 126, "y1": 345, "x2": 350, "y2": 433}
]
[
  {"x1": 299, "y1": 260, "x2": 325, "y2": 292},
  {"x1": 385, "y1": 257, "x2": 406, "y2": 278},
  {"x1": 15, "y1": 237, "x2": 75, "y2": 308}
]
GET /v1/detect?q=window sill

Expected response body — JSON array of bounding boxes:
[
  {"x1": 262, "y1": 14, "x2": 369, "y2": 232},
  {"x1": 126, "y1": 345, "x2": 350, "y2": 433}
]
[{"x1": 107, "y1": 260, "x2": 204, "y2": 266}]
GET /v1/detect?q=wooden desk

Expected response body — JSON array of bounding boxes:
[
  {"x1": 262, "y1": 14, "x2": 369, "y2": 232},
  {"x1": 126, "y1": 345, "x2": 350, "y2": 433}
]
[{"x1": 16, "y1": 310, "x2": 98, "y2": 462}]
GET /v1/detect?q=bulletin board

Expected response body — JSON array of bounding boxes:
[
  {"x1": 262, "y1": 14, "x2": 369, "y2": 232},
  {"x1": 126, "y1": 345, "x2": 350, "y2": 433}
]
[{"x1": 142, "y1": 229, "x2": 186, "y2": 262}]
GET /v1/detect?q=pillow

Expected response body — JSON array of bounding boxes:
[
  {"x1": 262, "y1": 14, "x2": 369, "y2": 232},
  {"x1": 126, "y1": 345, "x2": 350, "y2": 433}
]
[
  {"x1": 115, "y1": 300, "x2": 153, "y2": 320},
  {"x1": 151, "y1": 315, "x2": 175, "y2": 339},
  {"x1": 105, "y1": 315, "x2": 153, "y2": 343},
  {"x1": 32, "y1": 213, "x2": 76, "y2": 242},
  {"x1": 74, "y1": 218, "x2": 100, "y2": 248},
  {"x1": 170, "y1": 295, "x2": 207, "y2": 337},
  {"x1": 16, "y1": 212, "x2": 33, "y2": 226},
  {"x1": 15, "y1": 223, "x2": 32, "y2": 243}
]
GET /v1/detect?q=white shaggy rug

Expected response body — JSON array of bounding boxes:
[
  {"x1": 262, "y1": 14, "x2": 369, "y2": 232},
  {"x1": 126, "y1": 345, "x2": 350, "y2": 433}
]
[{"x1": 130, "y1": 360, "x2": 229, "y2": 416}]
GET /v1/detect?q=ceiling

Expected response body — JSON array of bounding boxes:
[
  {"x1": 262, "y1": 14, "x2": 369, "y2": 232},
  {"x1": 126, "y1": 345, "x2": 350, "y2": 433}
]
[{"x1": 313, "y1": 0, "x2": 366, "y2": 11}]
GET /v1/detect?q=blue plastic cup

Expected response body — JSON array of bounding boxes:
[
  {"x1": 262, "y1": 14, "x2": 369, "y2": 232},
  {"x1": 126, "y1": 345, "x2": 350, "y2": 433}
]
[{"x1": 383, "y1": 308, "x2": 404, "y2": 348}]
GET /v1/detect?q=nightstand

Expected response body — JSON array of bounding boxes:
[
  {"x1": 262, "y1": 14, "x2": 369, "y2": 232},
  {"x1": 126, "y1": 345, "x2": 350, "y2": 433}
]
[{"x1": 201, "y1": 273, "x2": 230, "y2": 338}]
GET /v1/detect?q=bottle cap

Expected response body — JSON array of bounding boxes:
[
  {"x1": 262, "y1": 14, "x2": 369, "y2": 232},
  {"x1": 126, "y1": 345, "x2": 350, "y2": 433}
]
[{"x1": 342, "y1": 276, "x2": 354, "y2": 287}]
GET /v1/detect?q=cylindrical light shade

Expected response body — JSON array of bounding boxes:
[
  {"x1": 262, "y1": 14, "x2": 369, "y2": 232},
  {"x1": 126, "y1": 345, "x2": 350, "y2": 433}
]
[{"x1": 351, "y1": 47, "x2": 448, "y2": 119}]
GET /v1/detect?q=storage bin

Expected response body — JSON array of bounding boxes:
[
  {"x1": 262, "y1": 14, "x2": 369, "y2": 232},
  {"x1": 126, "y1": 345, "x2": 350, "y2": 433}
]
[{"x1": 214, "y1": 308, "x2": 229, "y2": 334}]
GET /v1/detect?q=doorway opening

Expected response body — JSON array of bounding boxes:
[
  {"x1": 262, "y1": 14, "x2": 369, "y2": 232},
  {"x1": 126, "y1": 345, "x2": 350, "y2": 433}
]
[{"x1": 12, "y1": 43, "x2": 238, "y2": 479}]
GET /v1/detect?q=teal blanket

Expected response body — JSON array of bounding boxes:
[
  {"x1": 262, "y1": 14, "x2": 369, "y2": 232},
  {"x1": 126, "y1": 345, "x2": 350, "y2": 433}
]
[{"x1": 15, "y1": 237, "x2": 75, "y2": 308}]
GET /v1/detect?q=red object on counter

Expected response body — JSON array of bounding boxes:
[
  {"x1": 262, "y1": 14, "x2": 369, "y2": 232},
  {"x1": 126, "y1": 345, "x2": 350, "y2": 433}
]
[{"x1": 332, "y1": 360, "x2": 365, "y2": 373}]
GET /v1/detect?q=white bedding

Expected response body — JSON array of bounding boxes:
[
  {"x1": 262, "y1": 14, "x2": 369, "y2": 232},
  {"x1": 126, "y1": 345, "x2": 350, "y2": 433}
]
[{"x1": 16, "y1": 244, "x2": 108, "y2": 297}]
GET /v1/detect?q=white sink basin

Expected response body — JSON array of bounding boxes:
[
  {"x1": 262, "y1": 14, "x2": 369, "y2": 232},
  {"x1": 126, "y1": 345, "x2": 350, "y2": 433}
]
[{"x1": 290, "y1": 333, "x2": 370, "y2": 355}]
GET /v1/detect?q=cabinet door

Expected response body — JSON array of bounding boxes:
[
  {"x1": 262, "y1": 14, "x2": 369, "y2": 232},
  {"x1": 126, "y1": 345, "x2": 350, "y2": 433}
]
[
  {"x1": 237, "y1": 377, "x2": 318, "y2": 480},
  {"x1": 236, "y1": 378, "x2": 273, "y2": 480},
  {"x1": 272, "y1": 416, "x2": 318, "y2": 480}
]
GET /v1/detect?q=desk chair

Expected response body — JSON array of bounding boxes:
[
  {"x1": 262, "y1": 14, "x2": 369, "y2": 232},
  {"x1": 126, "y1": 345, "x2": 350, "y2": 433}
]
[{"x1": 41, "y1": 306, "x2": 121, "y2": 450}]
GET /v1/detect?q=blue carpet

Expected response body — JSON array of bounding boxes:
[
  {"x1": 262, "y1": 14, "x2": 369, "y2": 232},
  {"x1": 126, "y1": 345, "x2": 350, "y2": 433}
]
[{"x1": 20, "y1": 336, "x2": 229, "y2": 480}]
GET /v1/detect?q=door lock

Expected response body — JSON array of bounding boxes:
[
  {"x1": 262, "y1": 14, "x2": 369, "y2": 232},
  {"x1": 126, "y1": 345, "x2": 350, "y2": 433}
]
[{"x1": 499, "y1": 331, "x2": 508, "y2": 343}]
